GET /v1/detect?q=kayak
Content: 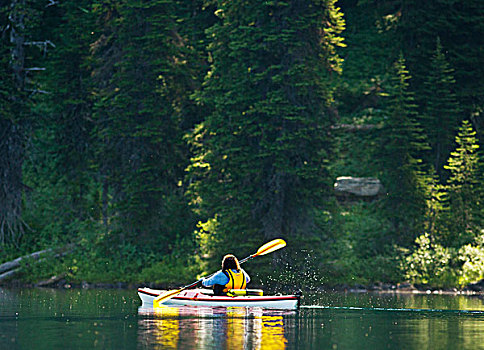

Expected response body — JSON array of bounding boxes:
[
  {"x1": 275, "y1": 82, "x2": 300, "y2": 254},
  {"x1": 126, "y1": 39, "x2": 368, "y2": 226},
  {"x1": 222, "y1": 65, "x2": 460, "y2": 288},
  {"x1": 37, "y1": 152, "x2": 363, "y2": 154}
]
[{"x1": 138, "y1": 287, "x2": 301, "y2": 310}]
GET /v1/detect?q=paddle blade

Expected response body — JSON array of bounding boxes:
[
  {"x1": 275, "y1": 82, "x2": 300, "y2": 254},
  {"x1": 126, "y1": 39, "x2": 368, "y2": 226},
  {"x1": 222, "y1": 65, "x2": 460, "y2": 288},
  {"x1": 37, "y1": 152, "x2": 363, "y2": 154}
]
[
  {"x1": 254, "y1": 238, "x2": 286, "y2": 257},
  {"x1": 153, "y1": 289, "x2": 182, "y2": 308}
]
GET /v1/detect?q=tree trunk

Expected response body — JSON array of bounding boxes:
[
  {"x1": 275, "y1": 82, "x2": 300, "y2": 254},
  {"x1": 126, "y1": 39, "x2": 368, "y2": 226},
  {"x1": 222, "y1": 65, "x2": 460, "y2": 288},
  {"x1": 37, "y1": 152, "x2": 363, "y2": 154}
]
[
  {"x1": 0, "y1": 0, "x2": 27, "y2": 246},
  {"x1": 0, "y1": 120, "x2": 25, "y2": 245}
]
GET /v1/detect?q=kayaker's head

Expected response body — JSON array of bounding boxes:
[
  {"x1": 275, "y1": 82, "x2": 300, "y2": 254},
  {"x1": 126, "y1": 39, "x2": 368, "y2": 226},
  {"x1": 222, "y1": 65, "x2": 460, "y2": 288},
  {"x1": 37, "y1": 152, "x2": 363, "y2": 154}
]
[{"x1": 222, "y1": 254, "x2": 240, "y2": 271}]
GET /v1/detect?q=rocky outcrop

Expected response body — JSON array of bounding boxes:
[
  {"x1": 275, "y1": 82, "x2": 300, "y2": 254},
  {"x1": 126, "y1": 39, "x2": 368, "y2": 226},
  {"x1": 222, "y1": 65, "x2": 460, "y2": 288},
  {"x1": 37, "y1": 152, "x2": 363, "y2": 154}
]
[{"x1": 334, "y1": 176, "x2": 384, "y2": 197}]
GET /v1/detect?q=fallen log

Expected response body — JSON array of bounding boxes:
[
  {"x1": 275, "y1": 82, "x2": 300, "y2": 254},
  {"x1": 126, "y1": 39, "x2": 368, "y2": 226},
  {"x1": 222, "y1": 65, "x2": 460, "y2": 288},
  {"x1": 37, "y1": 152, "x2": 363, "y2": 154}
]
[
  {"x1": 0, "y1": 245, "x2": 74, "y2": 282},
  {"x1": 35, "y1": 273, "x2": 66, "y2": 287},
  {"x1": 0, "y1": 268, "x2": 21, "y2": 281},
  {"x1": 0, "y1": 248, "x2": 52, "y2": 274}
]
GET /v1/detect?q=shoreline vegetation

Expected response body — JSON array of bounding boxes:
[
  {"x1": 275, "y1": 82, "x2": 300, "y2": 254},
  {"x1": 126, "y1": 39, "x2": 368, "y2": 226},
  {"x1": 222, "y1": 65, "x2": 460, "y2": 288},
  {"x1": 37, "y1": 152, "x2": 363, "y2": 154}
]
[
  {"x1": 3, "y1": 278, "x2": 484, "y2": 298},
  {"x1": 1, "y1": 1, "x2": 483, "y2": 292},
  {"x1": 2, "y1": 246, "x2": 484, "y2": 296}
]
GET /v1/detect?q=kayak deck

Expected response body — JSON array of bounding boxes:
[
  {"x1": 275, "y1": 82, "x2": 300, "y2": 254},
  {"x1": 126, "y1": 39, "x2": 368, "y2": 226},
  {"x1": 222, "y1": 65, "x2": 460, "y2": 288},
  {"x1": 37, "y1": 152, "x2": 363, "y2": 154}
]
[{"x1": 138, "y1": 287, "x2": 300, "y2": 310}]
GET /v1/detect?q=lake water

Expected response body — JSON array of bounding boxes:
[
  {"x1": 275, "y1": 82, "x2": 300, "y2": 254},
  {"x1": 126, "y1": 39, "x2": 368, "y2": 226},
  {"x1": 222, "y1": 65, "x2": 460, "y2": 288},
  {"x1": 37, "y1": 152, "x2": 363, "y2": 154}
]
[{"x1": 1, "y1": 288, "x2": 484, "y2": 349}]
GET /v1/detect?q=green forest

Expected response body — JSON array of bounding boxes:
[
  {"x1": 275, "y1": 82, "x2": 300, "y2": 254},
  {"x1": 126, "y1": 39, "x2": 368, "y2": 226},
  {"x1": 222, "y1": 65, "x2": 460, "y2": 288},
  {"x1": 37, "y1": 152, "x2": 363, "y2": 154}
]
[{"x1": 0, "y1": 0, "x2": 483, "y2": 290}]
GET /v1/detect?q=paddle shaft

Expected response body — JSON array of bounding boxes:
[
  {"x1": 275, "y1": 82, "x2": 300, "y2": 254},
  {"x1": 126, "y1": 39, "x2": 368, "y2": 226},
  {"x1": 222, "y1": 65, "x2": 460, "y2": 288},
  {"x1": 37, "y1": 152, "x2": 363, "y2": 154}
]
[{"x1": 239, "y1": 254, "x2": 254, "y2": 264}]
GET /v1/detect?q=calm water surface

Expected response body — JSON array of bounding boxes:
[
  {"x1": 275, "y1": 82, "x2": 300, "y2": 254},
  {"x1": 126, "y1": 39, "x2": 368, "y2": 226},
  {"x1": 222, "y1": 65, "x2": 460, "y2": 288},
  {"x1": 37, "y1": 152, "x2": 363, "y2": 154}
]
[{"x1": 1, "y1": 288, "x2": 484, "y2": 349}]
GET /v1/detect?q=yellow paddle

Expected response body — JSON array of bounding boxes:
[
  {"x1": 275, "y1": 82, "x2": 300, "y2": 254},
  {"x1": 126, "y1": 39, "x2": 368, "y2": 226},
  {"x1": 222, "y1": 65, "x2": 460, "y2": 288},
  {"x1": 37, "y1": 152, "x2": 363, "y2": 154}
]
[{"x1": 153, "y1": 238, "x2": 286, "y2": 307}]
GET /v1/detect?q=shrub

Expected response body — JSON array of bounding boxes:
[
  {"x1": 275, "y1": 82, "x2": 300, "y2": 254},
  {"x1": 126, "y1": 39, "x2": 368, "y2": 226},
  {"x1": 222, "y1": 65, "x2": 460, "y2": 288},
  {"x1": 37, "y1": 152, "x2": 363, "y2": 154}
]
[
  {"x1": 404, "y1": 232, "x2": 484, "y2": 288},
  {"x1": 138, "y1": 254, "x2": 204, "y2": 286},
  {"x1": 403, "y1": 233, "x2": 457, "y2": 288},
  {"x1": 457, "y1": 243, "x2": 484, "y2": 287}
]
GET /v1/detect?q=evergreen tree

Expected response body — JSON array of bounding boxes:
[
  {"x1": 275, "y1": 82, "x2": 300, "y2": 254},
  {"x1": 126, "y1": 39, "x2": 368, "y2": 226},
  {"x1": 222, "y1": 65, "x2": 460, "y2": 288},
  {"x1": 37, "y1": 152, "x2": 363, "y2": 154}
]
[
  {"x1": 442, "y1": 120, "x2": 482, "y2": 247},
  {"x1": 337, "y1": 0, "x2": 399, "y2": 116},
  {"x1": 173, "y1": 0, "x2": 218, "y2": 130},
  {"x1": 399, "y1": 0, "x2": 483, "y2": 129},
  {"x1": 422, "y1": 171, "x2": 448, "y2": 243},
  {"x1": 376, "y1": 54, "x2": 429, "y2": 245},
  {"x1": 90, "y1": 0, "x2": 200, "y2": 252},
  {"x1": 421, "y1": 38, "x2": 461, "y2": 179},
  {"x1": 188, "y1": 0, "x2": 345, "y2": 255},
  {"x1": 0, "y1": 0, "x2": 38, "y2": 246},
  {"x1": 0, "y1": 5, "x2": 23, "y2": 245},
  {"x1": 332, "y1": 0, "x2": 400, "y2": 178},
  {"x1": 21, "y1": 0, "x2": 98, "y2": 245}
]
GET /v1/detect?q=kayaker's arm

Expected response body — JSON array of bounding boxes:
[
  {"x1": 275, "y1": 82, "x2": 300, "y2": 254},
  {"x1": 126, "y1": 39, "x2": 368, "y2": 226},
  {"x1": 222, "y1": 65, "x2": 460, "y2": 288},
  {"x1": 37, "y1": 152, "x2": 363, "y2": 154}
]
[
  {"x1": 201, "y1": 271, "x2": 229, "y2": 287},
  {"x1": 202, "y1": 269, "x2": 250, "y2": 287}
]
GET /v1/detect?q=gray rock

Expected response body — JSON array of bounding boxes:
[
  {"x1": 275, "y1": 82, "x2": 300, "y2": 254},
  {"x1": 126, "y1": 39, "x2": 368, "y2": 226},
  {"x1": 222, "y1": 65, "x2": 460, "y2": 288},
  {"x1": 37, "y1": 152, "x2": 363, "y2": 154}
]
[{"x1": 334, "y1": 176, "x2": 384, "y2": 197}]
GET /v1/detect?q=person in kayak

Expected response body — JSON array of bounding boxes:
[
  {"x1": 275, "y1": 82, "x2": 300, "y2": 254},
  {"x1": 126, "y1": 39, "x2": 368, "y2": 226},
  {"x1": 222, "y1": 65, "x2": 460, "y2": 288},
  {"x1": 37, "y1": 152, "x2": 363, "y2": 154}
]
[{"x1": 201, "y1": 254, "x2": 250, "y2": 296}]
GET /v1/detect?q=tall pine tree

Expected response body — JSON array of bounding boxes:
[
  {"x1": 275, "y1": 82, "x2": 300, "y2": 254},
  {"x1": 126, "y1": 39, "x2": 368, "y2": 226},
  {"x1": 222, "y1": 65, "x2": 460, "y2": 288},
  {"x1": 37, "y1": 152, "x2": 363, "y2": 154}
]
[
  {"x1": 399, "y1": 0, "x2": 483, "y2": 130},
  {"x1": 188, "y1": 0, "x2": 345, "y2": 256},
  {"x1": 442, "y1": 120, "x2": 482, "y2": 247},
  {"x1": 0, "y1": 5, "x2": 25, "y2": 245},
  {"x1": 90, "y1": 0, "x2": 200, "y2": 252},
  {"x1": 21, "y1": 0, "x2": 98, "y2": 245},
  {"x1": 421, "y1": 38, "x2": 461, "y2": 179},
  {"x1": 0, "y1": 0, "x2": 41, "y2": 246},
  {"x1": 376, "y1": 54, "x2": 429, "y2": 245}
]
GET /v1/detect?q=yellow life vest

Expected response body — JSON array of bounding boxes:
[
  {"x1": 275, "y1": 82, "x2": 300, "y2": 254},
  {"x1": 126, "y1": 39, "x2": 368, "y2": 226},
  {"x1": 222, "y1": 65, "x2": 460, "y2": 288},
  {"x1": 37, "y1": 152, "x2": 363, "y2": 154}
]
[{"x1": 223, "y1": 269, "x2": 246, "y2": 293}]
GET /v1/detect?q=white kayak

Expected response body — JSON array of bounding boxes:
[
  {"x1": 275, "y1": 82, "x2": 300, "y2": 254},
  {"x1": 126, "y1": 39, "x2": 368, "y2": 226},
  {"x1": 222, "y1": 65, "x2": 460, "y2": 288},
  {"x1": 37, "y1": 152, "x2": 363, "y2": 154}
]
[{"x1": 138, "y1": 287, "x2": 300, "y2": 310}]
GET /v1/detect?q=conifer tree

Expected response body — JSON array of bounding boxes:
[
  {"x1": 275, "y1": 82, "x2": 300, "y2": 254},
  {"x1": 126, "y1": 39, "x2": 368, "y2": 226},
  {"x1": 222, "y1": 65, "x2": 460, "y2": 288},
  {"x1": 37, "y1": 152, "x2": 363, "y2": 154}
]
[
  {"x1": 376, "y1": 55, "x2": 429, "y2": 245},
  {"x1": 399, "y1": 0, "x2": 483, "y2": 128},
  {"x1": 0, "y1": 5, "x2": 24, "y2": 245},
  {"x1": 442, "y1": 120, "x2": 482, "y2": 247},
  {"x1": 0, "y1": 0, "x2": 38, "y2": 246},
  {"x1": 421, "y1": 38, "x2": 461, "y2": 179},
  {"x1": 90, "y1": 0, "x2": 201, "y2": 251},
  {"x1": 188, "y1": 0, "x2": 345, "y2": 254},
  {"x1": 422, "y1": 171, "x2": 448, "y2": 243},
  {"x1": 22, "y1": 0, "x2": 98, "y2": 241}
]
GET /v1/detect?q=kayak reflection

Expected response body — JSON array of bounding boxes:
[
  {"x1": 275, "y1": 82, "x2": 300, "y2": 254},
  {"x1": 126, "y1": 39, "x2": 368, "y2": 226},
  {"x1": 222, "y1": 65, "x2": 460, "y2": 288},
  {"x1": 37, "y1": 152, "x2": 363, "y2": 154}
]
[{"x1": 138, "y1": 305, "x2": 294, "y2": 349}]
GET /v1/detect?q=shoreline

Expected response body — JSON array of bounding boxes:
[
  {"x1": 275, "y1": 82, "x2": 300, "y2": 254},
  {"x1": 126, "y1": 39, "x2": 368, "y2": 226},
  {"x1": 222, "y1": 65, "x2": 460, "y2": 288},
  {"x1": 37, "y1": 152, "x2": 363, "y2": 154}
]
[{"x1": 2, "y1": 279, "x2": 484, "y2": 296}]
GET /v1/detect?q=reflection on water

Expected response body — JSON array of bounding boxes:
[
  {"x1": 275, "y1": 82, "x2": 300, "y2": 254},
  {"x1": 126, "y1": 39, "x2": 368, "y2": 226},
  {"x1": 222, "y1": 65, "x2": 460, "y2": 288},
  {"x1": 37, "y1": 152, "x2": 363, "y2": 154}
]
[
  {"x1": 138, "y1": 305, "x2": 293, "y2": 349},
  {"x1": 136, "y1": 293, "x2": 484, "y2": 350},
  {"x1": 256, "y1": 315, "x2": 287, "y2": 349},
  {"x1": 138, "y1": 306, "x2": 180, "y2": 349},
  {"x1": 2, "y1": 288, "x2": 484, "y2": 349}
]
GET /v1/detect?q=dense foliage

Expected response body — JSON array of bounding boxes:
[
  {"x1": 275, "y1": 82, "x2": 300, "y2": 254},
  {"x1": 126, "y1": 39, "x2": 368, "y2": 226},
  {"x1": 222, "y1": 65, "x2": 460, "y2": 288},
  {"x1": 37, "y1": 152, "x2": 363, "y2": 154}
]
[
  {"x1": 0, "y1": 0, "x2": 483, "y2": 289},
  {"x1": 188, "y1": 0, "x2": 345, "y2": 265}
]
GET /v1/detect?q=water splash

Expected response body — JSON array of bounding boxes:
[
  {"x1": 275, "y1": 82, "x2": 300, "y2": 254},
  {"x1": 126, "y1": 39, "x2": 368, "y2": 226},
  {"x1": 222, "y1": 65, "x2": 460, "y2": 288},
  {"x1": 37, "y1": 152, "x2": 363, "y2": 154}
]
[{"x1": 256, "y1": 249, "x2": 329, "y2": 294}]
